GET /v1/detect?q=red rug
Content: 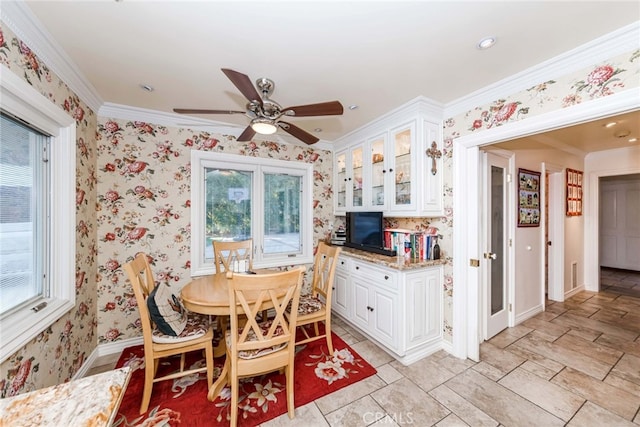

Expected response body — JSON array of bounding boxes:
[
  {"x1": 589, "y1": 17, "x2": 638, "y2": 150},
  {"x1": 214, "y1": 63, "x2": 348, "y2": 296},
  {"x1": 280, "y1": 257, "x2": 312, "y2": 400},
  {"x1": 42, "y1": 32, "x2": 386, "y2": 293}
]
[{"x1": 112, "y1": 327, "x2": 377, "y2": 426}]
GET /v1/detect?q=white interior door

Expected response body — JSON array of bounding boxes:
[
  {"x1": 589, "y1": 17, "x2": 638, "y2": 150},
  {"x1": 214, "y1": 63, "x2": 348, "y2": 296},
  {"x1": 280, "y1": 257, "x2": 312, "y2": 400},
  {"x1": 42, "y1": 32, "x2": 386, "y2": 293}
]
[
  {"x1": 482, "y1": 152, "x2": 510, "y2": 339},
  {"x1": 545, "y1": 165, "x2": 565, "y2": 301}
]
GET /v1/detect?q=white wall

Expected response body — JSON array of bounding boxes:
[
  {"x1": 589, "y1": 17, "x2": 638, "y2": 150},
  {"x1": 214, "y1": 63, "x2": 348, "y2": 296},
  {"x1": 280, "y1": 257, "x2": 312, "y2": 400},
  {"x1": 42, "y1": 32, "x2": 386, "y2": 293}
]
[{"x1": 507, "y1": 148, "x2": 584, "y2": 317}]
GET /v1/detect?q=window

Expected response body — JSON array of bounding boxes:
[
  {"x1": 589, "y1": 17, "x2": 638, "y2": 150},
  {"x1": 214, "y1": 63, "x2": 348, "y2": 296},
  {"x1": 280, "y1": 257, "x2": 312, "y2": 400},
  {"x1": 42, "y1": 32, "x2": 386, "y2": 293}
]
[
  {"x1": 0, "y1": 64, "x2": 76, "y2": 362},
  {"x1": 0, "y1": 113, "x2": 49, "y2": 314},
  {"x1": 191, "y1": 151, "x2": 313, "y2": 276}
]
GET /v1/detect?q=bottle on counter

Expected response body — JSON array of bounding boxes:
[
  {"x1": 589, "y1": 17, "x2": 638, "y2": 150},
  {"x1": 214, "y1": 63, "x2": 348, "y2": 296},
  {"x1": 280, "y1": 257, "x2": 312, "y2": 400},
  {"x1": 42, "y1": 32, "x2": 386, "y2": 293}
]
[{"x1": 432, "y1": 236, "x2": 440, "y2": 260}]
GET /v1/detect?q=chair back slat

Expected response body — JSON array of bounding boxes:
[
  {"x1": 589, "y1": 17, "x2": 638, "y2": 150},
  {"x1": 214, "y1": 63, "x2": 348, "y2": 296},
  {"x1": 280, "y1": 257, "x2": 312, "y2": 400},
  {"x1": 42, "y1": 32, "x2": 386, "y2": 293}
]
[
  {"x1": 122, "y1": 253, "x2": 156, "y2": 344},
  {"x1": 311, "y1": 243, "x2": 342, "y2": 301},
  {"x1": 228, "y1": 267, "x2": 304, "y2": 355},
  {"x1": 213, "y1": 239, "x2": 254, "y2": 273}
]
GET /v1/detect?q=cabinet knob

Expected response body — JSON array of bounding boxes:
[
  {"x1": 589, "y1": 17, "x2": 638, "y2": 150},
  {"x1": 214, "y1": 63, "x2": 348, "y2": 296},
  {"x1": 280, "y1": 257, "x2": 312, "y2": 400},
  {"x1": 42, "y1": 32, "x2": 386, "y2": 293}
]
[
  {"x1": 382, "y1": 169, "x2": 387, "y2": 173},
  {"x1": 340, "y1": 261, "x2": 344, "y2": 265},
  {"x1": 347, "y1": 177, "x2": 351, "y2": 181},
  {"x1": 384, "y1": 275, "x2": 389, "y2": 280},
  {"x1": 389, "y1": 168, "x2": 394, "y2": 172},
  {"x1": 367, "y1": 306, "x2": 374, "y2": 312},
  {"x1": 355, "y1": 266, "x2": 359, "y2": 270},
  {"x1": 332, "y1": 287, "x2": 335, "y2": 290}
]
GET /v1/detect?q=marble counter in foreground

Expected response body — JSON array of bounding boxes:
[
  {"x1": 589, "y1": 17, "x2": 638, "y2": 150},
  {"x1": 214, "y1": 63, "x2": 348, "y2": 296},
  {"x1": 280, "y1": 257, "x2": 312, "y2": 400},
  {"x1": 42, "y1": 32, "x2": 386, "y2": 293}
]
[
  {"x1": 338, "y1": 246, "x2": 446, "y2": 270},
  {"x1": 0, "y1": 366, "x2": 131, "y2": 427}
]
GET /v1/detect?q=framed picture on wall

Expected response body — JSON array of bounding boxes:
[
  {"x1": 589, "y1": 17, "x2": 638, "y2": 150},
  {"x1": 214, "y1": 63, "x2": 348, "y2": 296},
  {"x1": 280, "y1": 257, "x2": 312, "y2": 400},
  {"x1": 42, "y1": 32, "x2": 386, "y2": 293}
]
[
  {"x1": 517, "y1": 168, "x2": 541, "y2": 227},
  {"x1": 566, "y1": 168, "x2": 583, "y2": 216}
]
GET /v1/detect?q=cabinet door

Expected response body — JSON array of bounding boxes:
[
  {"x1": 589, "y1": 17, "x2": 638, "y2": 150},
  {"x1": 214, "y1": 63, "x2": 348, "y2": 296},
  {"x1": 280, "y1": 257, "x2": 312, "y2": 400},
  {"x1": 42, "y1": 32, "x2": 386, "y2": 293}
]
[
  {"x1": 421, "y1": 120, "x2": 444, "y2": 216},
  {"x1": 352, "y1": 276, "x2": 371, "y2": 331},
  {"x1": 351, "y1": 145, "x2": 364, "y2": 209},
  {"x1": 388, "y1": 121, "x2": 417, "y2": 213},
  {"x1": 335, "y1": 149, "x2": 348, "y2": 214},
  {"x1": 332, "y1": 268, "x2": 350, "y2": 318},
  {"x1": 404, "y1": 267, "x2": 442, "y2": 351},
  {"x1": 370, "y1": 285, "x2": 399, "y2": 352},
  {"x1": 368, "y1": 133, "x2": 387, "y2": 209}
]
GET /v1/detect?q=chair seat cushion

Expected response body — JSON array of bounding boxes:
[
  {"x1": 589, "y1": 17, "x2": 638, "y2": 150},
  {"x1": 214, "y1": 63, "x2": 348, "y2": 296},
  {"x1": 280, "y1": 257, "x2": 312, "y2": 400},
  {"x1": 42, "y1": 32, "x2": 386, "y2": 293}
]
[
  {"x1": 225, "y1": 319, "x2": 287, "y2": 359},
  {"x1": 147, "y1": 283, "x2": 188, "y2": 336},
  {"x1": 152, "y1": 313, "x2": 209, "y2": 344},
  {"x1": 293, "y1": 294, "x2": 324, "y2": 315}
]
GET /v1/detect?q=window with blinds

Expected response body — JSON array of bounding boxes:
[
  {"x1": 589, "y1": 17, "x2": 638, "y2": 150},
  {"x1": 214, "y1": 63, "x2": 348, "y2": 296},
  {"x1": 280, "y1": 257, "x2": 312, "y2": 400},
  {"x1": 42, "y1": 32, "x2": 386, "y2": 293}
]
[{"x1": 0, "y1": 112, "x2": 50, "y2": 316}]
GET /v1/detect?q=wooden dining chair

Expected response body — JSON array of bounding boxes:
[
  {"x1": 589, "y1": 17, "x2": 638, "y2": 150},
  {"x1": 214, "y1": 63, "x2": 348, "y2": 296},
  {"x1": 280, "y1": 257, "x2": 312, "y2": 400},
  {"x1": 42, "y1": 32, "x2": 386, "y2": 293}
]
[
  {"x1": 213, "y1": 239, "x2": 253, "y2": 273},
  {"x1": 286, "y1": 242, "x2": 342, "y2": 354},
  {"x1": 123, "y1": 252, "x2": 214, "y2": 414},
  {"x1": 225, "y1": 267, "x2": 304, "y2": 427}
]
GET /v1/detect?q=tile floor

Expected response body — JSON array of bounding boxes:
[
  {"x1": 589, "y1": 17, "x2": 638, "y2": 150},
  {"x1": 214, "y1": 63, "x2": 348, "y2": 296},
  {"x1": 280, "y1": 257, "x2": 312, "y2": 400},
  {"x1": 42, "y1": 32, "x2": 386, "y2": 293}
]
[{"x1": 87, "y1": 267, "x2": 640, "y2": 426}]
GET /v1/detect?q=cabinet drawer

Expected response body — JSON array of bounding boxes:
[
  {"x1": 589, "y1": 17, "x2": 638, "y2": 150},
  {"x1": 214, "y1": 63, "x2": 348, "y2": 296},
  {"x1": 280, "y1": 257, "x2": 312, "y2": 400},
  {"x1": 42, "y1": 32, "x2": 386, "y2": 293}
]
[
  {"x1": 351, "y1": 261, "x2": 397, "y2": 290},
  {"x1": 336, "y1": 256, "x2": 351, "y2": 273}
]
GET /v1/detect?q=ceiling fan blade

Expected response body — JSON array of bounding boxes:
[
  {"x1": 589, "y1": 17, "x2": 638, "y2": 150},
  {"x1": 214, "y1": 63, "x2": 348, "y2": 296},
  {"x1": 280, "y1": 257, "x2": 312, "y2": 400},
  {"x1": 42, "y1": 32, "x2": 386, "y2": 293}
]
[
  {"x1": 237, "y1": 125, "x2": 256, "y2": 142},
  {"x1": 173, "y1": 108, "x2": 246, "y2": 115},
  {"x1": 278, "y1": 121, "x2": 319, "y2": 145},
  {"x1": 221, "y1": 68, "x2": 263, "y2": 106},
  {"x1": 283, "y1": 101, "x2": 344, "y2": 117}
]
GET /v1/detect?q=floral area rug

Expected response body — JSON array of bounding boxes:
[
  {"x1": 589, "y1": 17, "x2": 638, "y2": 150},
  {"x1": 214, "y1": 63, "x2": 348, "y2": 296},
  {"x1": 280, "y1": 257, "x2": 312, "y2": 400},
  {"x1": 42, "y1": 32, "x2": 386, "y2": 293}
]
[{"x1": 113, "y1": 327, "x2": 377, "y2": 426}]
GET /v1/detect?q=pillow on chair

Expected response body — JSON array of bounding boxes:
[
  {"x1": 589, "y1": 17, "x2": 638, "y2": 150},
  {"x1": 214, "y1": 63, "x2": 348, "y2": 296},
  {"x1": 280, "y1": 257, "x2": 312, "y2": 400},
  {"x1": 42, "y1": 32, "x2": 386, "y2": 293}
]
[{"x1": 147, "y1": 284, "x2": 188, "y2": 336}]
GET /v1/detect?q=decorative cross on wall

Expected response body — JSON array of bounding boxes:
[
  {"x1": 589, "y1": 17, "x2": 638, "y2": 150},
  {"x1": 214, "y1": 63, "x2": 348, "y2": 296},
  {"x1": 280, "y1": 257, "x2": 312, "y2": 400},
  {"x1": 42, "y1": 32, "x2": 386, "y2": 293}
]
[{"x1": 425, "y1": 141, "x2": 442, "y2": 175}]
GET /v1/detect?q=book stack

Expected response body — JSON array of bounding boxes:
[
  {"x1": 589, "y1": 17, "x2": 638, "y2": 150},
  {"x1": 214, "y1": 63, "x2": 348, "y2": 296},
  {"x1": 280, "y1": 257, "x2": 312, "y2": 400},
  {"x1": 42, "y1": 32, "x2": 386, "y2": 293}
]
[{"x1": 384, "y1": 228, "x2": 439, "y2": 260}]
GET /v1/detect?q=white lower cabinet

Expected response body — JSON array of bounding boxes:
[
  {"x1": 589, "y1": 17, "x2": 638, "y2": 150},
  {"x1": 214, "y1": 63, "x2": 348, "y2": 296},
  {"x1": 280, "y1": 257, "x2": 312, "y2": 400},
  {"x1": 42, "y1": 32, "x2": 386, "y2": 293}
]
[{"x1": 331, "y1": 254, "x2": 443, "y2": 365}]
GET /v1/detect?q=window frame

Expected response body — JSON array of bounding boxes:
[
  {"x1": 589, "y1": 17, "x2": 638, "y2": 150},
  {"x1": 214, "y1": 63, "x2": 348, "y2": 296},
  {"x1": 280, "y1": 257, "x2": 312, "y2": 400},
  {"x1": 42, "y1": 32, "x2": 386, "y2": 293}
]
[
  {"x1": 191, "y1": 151, "x2": 313, "y2": 276},
  {"x1": 0, "y1": 64, "x2": 76, "y2": 363}
]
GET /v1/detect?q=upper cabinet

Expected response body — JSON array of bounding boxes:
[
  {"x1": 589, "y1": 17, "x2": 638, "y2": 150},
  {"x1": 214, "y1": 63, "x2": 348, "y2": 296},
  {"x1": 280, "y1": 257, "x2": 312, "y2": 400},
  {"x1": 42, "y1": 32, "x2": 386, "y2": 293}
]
[{"x1": 333, "y1": 98, "x2": 444, "y2": 217}]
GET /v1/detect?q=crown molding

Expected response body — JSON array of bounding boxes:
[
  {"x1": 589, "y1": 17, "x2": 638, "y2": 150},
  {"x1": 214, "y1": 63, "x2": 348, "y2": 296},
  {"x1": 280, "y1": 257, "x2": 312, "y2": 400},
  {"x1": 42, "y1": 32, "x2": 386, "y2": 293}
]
[
  {"x1": 99, "y1": 102, "x2": 333, "y2": 151},
  {"x1": 0, "y1": 2, "x2": 104, "y2": 113},
  {"x1": 444, "y1": 21, "x2": 640, "y2": 118}
]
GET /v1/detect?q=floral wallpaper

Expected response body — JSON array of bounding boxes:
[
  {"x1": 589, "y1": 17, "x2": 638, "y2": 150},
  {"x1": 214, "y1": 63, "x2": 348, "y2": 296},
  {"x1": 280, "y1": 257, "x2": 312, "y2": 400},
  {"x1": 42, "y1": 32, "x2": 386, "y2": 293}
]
[
  {"x1": 1, "y1": 15, "x2": 638, "y2": 397},
  {"x1": 0, "y1": 23, "x2": 98, "y2": 396},
  {"x1": 95, "y1": 120, "x2": 334, "y2": 343}
]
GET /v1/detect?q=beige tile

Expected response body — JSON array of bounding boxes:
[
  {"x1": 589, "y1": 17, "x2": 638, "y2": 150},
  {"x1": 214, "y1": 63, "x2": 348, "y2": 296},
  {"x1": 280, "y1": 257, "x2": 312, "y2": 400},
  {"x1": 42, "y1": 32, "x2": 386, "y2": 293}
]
[
  {"x1": 445, "y1": 369, "x2": 565, "y2": 427},
  {"x1": 325, "y1": 395, "x2": 385, "y2": 427},
  {"x1": 498, "y1": 367, "x2": 584, "y2": 422},
  {"x1": 604, "y1": 373, "x2": 640, "y2": 397},
  {"x1": 350, "y1": 340, "x2": 395, "y2": 368},
  {"x1": 504, "y1": 345, "x2": 565, "y2": 374},
  {"x1": 521, "y1": 317, "x2": 569, "y2": 339},
  {"x1": 435, "y1": 413, "x2": 470, "y2": 426},
  {"x1": 554, "y1": 333, "x2": 623, "y2": 365},
  {"x1": 375, "y1": 363, "x2": 404, "y2": 385},
  {"x1": 512, "y1": 333, "x2": 612, "y2": 380},
  {"x1": 260, "y1": 402, "x2": 329, "y2": 427},
  {"x1": 565, "y1": 326, "x2": 602, "y2": 342},
  {"x1": 434, "y1": 354, "x2": 477, "y2": 375},
  {"x1": 371, "y1": 377, "x2": 450, "y2": 426},
  {"x1": 518, "y1": 360, "x2": 560, "y2": 381},
  {"x1": 369, "y1": 414, "x2": 400, "y2": 426},
  {"x1": 390, "y1": 355, "x2": 458, "y2": 392},
  {"x1": 428, "y1": 384, "x2": 498, "y2": 427},
  {"x1": 595, "y1": 333, "x2": 640, "y2": 358},
  {"x1": 551, "y1": 312, "x2": 638, "y2": 341},
  {"x1": 314, "y1": 375, "x2": 387, "y2": 414},
  {"x1": 478, "y1": 341, "x2": 526, "y2": 375},
  {"x1": 487, "y1": 325, "x2": 532, "y2": 349},
  {"x1": 566, "y1": 401, "x2": 637, "y2": 427},
  {"x1": 611, "y1": 353, "x2": 640, "y2": 386},
  {"x1": 470, "y1": 361, "x2": 505, "y2": 382},
  {"x1": 551, "y1": 367, "x2": 639, "y2": 420}
]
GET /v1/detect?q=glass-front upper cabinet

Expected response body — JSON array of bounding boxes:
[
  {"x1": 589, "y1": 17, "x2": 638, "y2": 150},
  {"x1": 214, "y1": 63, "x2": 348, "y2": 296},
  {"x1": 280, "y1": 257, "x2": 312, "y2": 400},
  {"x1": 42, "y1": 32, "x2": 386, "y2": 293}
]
[
  {"x1": 389, "y1": 121, "x2": 417, "y2": 212},
  {"x1": 369, "y1": 134, "x2": 387, "y2": 208},
  {"x1": 351, "y1": 145, "x2": 364, "y2": 208},
  {"x1": 335, "y1": 150, "x2": 347, "y2": 212}
]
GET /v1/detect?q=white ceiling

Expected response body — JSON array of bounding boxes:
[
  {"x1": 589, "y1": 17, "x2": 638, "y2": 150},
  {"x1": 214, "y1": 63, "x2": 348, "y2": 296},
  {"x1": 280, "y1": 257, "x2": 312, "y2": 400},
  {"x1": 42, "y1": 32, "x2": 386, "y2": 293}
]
[{"x1": 18, "y1": 1, "x2": 640, "y2": 148}]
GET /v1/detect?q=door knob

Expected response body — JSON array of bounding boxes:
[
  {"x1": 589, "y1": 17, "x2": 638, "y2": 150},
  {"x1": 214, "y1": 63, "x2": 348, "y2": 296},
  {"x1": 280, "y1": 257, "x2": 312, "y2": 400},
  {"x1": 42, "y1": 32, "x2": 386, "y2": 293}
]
[
  {"x1": 547, "y1": 241, "x2": 552, "y2": 246},
  {"x1": 484, "y1": 252, "x2": 497, "y2": 260}
]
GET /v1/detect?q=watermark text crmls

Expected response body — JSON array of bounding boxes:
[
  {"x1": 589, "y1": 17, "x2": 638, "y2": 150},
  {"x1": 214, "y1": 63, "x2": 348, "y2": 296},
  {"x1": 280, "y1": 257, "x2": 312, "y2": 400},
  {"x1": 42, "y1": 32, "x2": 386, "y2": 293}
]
[{"x1": 362, "y1": 411, "x2": 415, "y2": 424}]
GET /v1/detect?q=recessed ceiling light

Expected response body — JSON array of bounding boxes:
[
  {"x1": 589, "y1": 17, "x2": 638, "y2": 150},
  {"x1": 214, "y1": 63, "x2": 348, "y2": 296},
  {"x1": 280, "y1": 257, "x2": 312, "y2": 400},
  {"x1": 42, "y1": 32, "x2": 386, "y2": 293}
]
[
  {"x1": 604, "y1": 121, "x2": 618, "y2": 128},
  {"x1": 139, "y1": 84, "x2": 154, "y2": 92},
  {"x1": 477, "y1": 36, "x2": 496, "y2": 50},
  {"x1": 314, "y1": 128, "x2": 322, "y2": 132},
  {"x1": 348, "y1": 105, "x2": 359, "y2": 110},
  {"x1": 628, "y1": 137, "x2": 638, "y2": 143},
  {"x1": 614, "y1": 129, "x2": 631, "y2": 138}
]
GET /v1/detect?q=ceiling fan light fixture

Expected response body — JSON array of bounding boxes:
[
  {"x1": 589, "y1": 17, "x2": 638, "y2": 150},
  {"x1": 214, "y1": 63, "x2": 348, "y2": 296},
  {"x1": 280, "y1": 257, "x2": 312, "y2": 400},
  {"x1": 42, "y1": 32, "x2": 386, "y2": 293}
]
[{"x1": 250, "y1": 118, "x2": 278, "y2": 135}]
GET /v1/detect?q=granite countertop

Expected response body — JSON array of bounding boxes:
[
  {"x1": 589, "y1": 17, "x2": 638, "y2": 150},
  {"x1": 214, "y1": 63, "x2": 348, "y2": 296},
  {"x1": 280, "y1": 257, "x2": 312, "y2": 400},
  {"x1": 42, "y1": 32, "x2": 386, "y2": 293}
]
[
  {"x1": 338, "y1": 246, "x2": 446, "y2": 270},
  {"x1": 0, "y1": 366, "x2": 131, "y2": 426}
]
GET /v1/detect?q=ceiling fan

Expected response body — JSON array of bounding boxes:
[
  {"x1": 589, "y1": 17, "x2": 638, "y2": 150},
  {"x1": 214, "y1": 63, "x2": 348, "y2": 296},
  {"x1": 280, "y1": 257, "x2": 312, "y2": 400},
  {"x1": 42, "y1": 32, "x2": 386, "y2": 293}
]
[{"x1": 173, "y1": 68, "x2": 344, "y2": 145}]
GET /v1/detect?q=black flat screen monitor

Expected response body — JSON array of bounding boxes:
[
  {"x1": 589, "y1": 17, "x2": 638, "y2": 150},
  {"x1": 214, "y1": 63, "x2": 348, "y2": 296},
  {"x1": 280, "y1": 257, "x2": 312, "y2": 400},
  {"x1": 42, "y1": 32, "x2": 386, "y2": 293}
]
[{"x1": 345, "y1": 211, "x2": 383, "y2": 249}]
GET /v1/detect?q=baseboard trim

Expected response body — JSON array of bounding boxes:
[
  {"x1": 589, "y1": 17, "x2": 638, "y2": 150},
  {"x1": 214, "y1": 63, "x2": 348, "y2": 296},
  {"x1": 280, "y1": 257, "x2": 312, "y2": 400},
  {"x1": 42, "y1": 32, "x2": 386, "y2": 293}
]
[
  {"x1": 74, "y1": 337, "x2": 144, "y2": 380},
  {"x1": 565, "y1": 285, "x2": 585, "y2": 299},
  {"x1": 514, "y1": 304, "x2": 544, "y2": 325}
]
